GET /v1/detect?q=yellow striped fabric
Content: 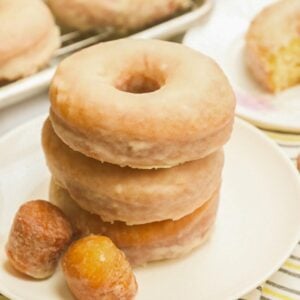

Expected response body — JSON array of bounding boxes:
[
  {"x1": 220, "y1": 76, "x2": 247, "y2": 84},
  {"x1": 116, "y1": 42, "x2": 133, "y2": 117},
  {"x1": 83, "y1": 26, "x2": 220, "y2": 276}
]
[{"x1": 262, "y1": 130, "x2": 300, "y2": 147}]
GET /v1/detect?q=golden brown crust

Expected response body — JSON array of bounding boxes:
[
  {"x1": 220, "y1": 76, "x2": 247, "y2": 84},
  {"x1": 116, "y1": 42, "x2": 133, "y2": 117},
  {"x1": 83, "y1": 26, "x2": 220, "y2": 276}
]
[
  {"x1": 62, "y1": 235, "x2": 137, "y2": 300},
  {"x1": 6, "y1": 200, "x2": 73, "y2": 279},
  {"x1": 43, "y1": 119, "x2": 223, "y2": 224},
  {"x1": 50, "y1": 179, "x2": 219, "y2": 266},
  {"x1": 48, "y1": 0, "x2": 192, "y2": 32},
  {"x1": 0, "y1": 0, "x2": 60, "y2": 81},
  {"x1": 245, "y1": 0, "x2": 300, "y2": 92},
  {"x1": 50, "y1": 39, "x2": 235, "y2": 168}
]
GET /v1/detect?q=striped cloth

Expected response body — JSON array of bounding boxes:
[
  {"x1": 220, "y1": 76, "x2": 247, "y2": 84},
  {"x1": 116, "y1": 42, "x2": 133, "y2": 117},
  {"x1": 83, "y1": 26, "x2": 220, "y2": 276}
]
[
  {"x1": 243, "y1": 243, "x2": 300, "y2": 300},
  {"x1": 1, "y1": 130, "x2": 299, "y2": 300}
]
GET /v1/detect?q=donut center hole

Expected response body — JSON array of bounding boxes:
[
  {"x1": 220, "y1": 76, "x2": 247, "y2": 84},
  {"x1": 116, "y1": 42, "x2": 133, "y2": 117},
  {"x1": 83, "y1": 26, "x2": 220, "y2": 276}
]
[{"x1": 116, "y1": 72, "x2": 163, "y2": 94}]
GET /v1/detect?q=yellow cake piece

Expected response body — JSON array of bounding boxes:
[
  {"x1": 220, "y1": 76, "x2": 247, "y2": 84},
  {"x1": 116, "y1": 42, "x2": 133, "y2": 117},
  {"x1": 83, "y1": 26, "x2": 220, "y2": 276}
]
[{"x1": 246, "y1": 0, "x2": 300, "y2": 93}]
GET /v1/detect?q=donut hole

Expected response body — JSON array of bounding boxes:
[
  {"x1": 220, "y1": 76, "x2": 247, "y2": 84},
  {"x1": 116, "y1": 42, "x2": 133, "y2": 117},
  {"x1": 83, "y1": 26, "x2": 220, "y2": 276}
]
[{"x1": 115, "y1": 72, "x2": 164, "y2": 94}]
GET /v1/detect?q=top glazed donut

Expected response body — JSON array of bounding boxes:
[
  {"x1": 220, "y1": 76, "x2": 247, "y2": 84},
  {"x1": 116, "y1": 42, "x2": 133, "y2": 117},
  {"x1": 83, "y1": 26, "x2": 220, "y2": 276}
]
[
  {"x1": 50, "y1": 39, "x2": 235, "y2": 168},
  {"x1": 47, "y1": 0, "x2": 193, "y2": 32},
  {"x1": 0, "y1": 0, "x2": 60, "y2": 81}
]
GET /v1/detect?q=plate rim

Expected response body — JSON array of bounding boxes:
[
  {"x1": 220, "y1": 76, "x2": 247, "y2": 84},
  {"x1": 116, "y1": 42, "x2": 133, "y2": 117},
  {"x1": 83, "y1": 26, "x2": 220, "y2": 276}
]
[{"x1": 0, "y1": 114, "x2": 300, "y2": 300}]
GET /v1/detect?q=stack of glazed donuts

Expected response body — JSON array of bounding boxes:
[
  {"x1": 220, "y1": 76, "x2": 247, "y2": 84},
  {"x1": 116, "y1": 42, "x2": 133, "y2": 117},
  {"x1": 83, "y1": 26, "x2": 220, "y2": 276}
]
[{"x1": 42, "y1": 38, "x2": 235, "y2": 266}]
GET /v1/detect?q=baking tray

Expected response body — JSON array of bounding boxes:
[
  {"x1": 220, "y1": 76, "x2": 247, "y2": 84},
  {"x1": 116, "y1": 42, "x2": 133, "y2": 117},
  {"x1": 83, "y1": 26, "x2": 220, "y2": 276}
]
[{"x1": 0, "y1": 0, "x2": 213, "y2": 110}]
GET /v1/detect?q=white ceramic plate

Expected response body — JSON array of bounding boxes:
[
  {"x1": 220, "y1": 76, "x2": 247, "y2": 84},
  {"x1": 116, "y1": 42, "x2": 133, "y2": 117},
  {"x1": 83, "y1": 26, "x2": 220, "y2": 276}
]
[
  {"x1": 183, "y1": 0, "x2": 300, "y2": 133},
  {"x1": 0, "y1": 116, "x2": 300, "y2": 300}
]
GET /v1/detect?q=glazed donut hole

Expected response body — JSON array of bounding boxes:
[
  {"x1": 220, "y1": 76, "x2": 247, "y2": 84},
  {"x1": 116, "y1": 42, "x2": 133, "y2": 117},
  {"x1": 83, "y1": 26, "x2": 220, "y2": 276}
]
[
  {"x1": 115, "y1": 65, "x2": 166, "y2": 94},
  {"x1": 6, "y1": 200, "x2": 73, "y2": 279}
]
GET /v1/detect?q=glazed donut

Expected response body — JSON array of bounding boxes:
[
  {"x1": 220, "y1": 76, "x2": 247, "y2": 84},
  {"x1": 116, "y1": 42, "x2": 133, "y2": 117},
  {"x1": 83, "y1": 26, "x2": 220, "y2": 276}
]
[
  {"x1": 62, "y1": 235, "x2": 138, "y2": 300},
  {"x1": 6, "y1": 200, "x2": 73, "y2": 279},
  {"x1": 50, "y1": 180, "x2": 219, "y2": 266},
  {"x1": 246, "y1": 0, "x2": 300, "y2": 92},
  {"x1": 50, "y1": 39, "x2": 235, "y2": 168},
  {"x1": 0, "y1": 0, "x2": 60, "y2": 81},
  {"x1": 42, "y1": 119, "x2": 223, "y2": 225},
  {"x1": 47, "y1": 0, "x2": 192, "y2": 32}
]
